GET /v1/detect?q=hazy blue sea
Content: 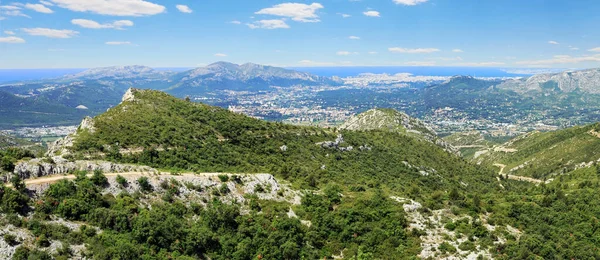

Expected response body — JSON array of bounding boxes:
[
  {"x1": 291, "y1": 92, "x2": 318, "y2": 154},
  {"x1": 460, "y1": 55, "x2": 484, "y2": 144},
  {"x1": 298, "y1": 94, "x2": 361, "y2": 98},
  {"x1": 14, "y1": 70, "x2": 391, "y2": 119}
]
[{"x1": 0, "y1": 66, "x2": 534, "y2": 83}]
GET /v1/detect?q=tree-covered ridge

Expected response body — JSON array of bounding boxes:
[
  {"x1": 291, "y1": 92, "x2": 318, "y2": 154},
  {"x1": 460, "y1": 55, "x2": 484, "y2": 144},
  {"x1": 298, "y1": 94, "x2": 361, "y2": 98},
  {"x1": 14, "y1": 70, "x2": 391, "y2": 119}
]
[
  {"x1": 68, "y1": 89, "x2": 495, "y2": 196},
  {"x1": 478, "y1": 123, "x2": 600, "y2": 179},
  {"x1": 24, "y1": 88, "x2": 600, "y2": 259}
]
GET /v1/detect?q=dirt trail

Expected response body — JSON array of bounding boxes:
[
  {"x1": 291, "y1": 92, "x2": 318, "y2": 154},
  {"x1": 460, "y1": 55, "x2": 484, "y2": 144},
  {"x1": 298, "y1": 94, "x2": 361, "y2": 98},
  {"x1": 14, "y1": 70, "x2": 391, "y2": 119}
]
[
  {"x1": 7, "y1": 172, "x2": 236, "y2": 187},
  {"x1": 493, "y1": 163, "x2": 546, "y2": 184}
]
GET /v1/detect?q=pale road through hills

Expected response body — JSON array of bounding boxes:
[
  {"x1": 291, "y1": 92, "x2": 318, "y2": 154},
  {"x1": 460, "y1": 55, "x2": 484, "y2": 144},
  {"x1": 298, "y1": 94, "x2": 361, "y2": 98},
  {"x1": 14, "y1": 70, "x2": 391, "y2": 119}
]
[
  {"x1": 6, "y1": 172, "x2": 243, "y2": 187},
  {"x1": 493, "y1": 163, "x2": 547, "y2": 184}
]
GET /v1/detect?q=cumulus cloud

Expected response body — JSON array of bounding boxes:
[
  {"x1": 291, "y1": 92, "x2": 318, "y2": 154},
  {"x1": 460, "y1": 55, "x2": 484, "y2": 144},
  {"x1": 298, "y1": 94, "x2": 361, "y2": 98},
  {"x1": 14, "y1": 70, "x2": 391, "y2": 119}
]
[
  {"x1": 214, "y1": 53, "x2": 227, "y2": 57},
  {"x1": 338, "y1": 13, "x2": 350, "y2": 18},
  {"x1": 255, "y1": 3, "x2": 323, "y2": 22},
  {"x1": 22, "y1": 28, "x2": 78, "y2": 38},
  {"x1": 40, "y1": 1, "x2": 54, "y2": 6},
  {"x1": 452, "y1": 49, "x2": 464, "y2": 53},
  {"x1": 176, "y1": 5, "x2": 192, "y2": 13},
  {"x1": 516, "y1": 54, "x2": 600, "y2": 65},
  {"x1": 548, "y1": 40, "x2": 559, "y2": 45},
  {"x1": 388, "y1": 47, "x2": 440, "y2": 53},
  {"x1": 105, "y1": 41, "x2": 133, "y2": 45},
  {"x1": 393, "y1": 0, "x2": 428, "y2": 5},
  {"x1": 348, "y1": 36, "x2": 360, "y2": 40},
  {"x1": 25, "y1": 3, "x2": 53, "y2": 13},
  {"x1": 71, "y1": 19, "x2": 134, "y2": 30},
  {"x1": 4, "y1": 30, "x2": 15, "y2": 35},
  {"x1": 49, "y1": 0, "x2": 165, "y2": 16},
  {"x1": 230, "y1": 20, "x2": 241, "y2": 24},
  {"x1": 0, "y1": 36, "x2": 25, "y2": 43},
  {"x1": 363, "y1": 10, "x2": 380, "y2": 17},
  {"x1": 247, "y1": 19, "x2": 290, "y2": 29}
]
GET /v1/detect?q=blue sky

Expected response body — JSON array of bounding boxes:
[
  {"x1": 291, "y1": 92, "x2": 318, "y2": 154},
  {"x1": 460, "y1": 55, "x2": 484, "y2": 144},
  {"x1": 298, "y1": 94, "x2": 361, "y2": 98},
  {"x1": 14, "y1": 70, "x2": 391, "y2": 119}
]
[{"x1": 0, "y1": 0, "x2": 600, "y2": 69}]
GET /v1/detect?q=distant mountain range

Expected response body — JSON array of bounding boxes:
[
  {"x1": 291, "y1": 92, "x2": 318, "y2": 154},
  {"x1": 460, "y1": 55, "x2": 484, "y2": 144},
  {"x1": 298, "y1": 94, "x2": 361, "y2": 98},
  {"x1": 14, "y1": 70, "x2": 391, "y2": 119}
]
[
  {"x1": 0, "y1": 62, "x2": 340, "y2": 128},
  {"x1": 3, "y1": 63, "x2": 600, "y2": 129},
  {"x1": 497, "y1": 68, "x2": 600, "y2": 94}
]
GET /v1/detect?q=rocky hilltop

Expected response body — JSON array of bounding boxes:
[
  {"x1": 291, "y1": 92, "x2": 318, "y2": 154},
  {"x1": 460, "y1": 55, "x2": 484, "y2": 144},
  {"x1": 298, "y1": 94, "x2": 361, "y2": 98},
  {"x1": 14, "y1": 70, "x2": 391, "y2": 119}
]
[{"x1": 341, "y1": 108, "x2": 459, "y2": 154}]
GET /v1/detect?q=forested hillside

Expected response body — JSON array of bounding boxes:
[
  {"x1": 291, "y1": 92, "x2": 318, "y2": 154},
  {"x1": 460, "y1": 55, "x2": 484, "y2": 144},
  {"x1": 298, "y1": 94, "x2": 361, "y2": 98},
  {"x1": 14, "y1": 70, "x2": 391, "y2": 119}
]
[
  {"x1": 478, "y1": 123, "x2": 600, "y2": 179},
  {"x1": 2, "y1": 89, "x2": 600, "y2": 259}
]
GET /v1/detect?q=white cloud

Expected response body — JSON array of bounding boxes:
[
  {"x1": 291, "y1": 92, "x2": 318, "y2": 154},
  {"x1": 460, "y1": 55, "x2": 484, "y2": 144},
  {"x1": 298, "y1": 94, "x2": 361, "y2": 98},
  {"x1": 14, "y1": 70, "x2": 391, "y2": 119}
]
[
  {"x1": 0, "y1": 5, "x2": 31, "y2": 18},
  {"x1": 452, "y1": 49, "x2": 464, "y2": 53},
  {"x1": 176, "y1": 5, "x2": 192, "y2": 13},
  {"x1": 50, "y1": 0, "x2": 165, "y2": 16},
  {"x1": 453, "y1": 61, "x2": 505, "y2": 67},
  {"x1": 106, "y1": 41, "x2": 133, "y2": 45},
  {"x1": 25, "y1": 3, "x2": 53, "y2": 13},
  {"x1": 256, "y1": 3, "x2": 323, "y2": 22},
  {"x1": 214, "y1": 53, "x2": 227, "y2": 57},
  {"x1": 230, "y1": 20, "x2": 241, "y2": 24},
  {"x1": 0, "y1": 5, "x2": 21, "y2": 11},
  {"x1": 548, "y1": 40, "x2": 559, "y2": 45},
  {"x1": 71, "y1": 19, "x2": 134, "y2": 30},
  {"x1": 389, "y1": 47, "x2": 440, "y2": 54},
  {"x1": 363, "y1": 10, "x2": 380, "y2": 17},
  {"x1": 516, "y1": 54, "x2": 600, "y2": 66},
  {"x1": 247, "y1": 19, "x2": 290, "y2": 29},
  {"x1": 393, "y1": 0, "x2": 428, "y2": 5},
  {"x1": 22, "y1": 28, "x2": 78, "y2": 38},
  {"x1": 40, "y1": 1, "x2": 54, "y2": 6},
  {"x1": 430, "y1": 56, "x2": 463, "y2": 61},
  {"x1": 338, "y1": 13, "x2": 350, "y2": 18},
  {"x1": 405, "y1": 61, "x2": 436, "y2": 66},
  {"x1": 4, "y1": 30, "x2": 15, "y2": 35},
  {"x1": 336, "y1": 51, "x2": 359, "y2": 56},
  {"x1": 368, "y1": 51, "x2": 378, "y2": 54},
  {"x1": 0, "y1": 36, "x2": 25, "y2": 43},
  {"x1": 348, "y1": 36, "x2": 360, "y2": 40},
  {"x1": 569, "y1": 46, "x2": 579, "y2": 50},
  {"x1": 588, "y1": 47, "x2": 600, "y2": 52}
]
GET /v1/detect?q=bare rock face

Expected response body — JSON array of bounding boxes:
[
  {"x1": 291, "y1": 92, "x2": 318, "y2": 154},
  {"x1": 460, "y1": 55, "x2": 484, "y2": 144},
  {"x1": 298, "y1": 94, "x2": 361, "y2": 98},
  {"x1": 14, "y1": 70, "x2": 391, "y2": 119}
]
[
  {"x1": 122, "y1": 88, "x2": 137, "y2": 102},
  {"x1": 46, "y1": 116, "x2": 96, "y2": 157},
  {"x1": 5, "y1": 159, "x2": 156, "y2": 182}
]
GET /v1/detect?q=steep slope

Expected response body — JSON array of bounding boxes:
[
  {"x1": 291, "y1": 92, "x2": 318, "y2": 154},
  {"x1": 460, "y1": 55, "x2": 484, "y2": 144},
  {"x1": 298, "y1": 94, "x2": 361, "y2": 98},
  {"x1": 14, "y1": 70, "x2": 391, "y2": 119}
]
[
  {"x1": 340, "y1": 108, "x2": 458, "y2": 153},
  {"x1": 478, "y1": 123, "x2": 600, "y2": 179},
  {"x1": 168, "y1": 62, "x2": 341, "y2": 94}
]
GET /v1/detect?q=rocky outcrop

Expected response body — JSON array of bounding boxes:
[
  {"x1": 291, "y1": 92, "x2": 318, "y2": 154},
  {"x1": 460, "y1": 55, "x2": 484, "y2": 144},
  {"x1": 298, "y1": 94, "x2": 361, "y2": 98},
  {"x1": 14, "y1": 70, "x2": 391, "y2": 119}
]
[
  {"x1": 317, "y1": 134, "x2": 354, "y2": 152},
  {"x1": 4, "y1": 158, "x2": 156, "y2": 182},
  {"x1": 122, "y1": 88, "x2": 137, "y2": 103},
  {"x1": 340, "y1": 109, "x2": 460, "y2": 155}
]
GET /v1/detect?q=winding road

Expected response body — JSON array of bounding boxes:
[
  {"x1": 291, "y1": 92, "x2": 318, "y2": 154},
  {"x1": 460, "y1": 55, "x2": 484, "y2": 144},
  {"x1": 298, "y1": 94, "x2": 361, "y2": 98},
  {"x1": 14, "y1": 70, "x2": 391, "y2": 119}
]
[{"x1": 493, "y1": 163, "x2": 546, "y2": 184}]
